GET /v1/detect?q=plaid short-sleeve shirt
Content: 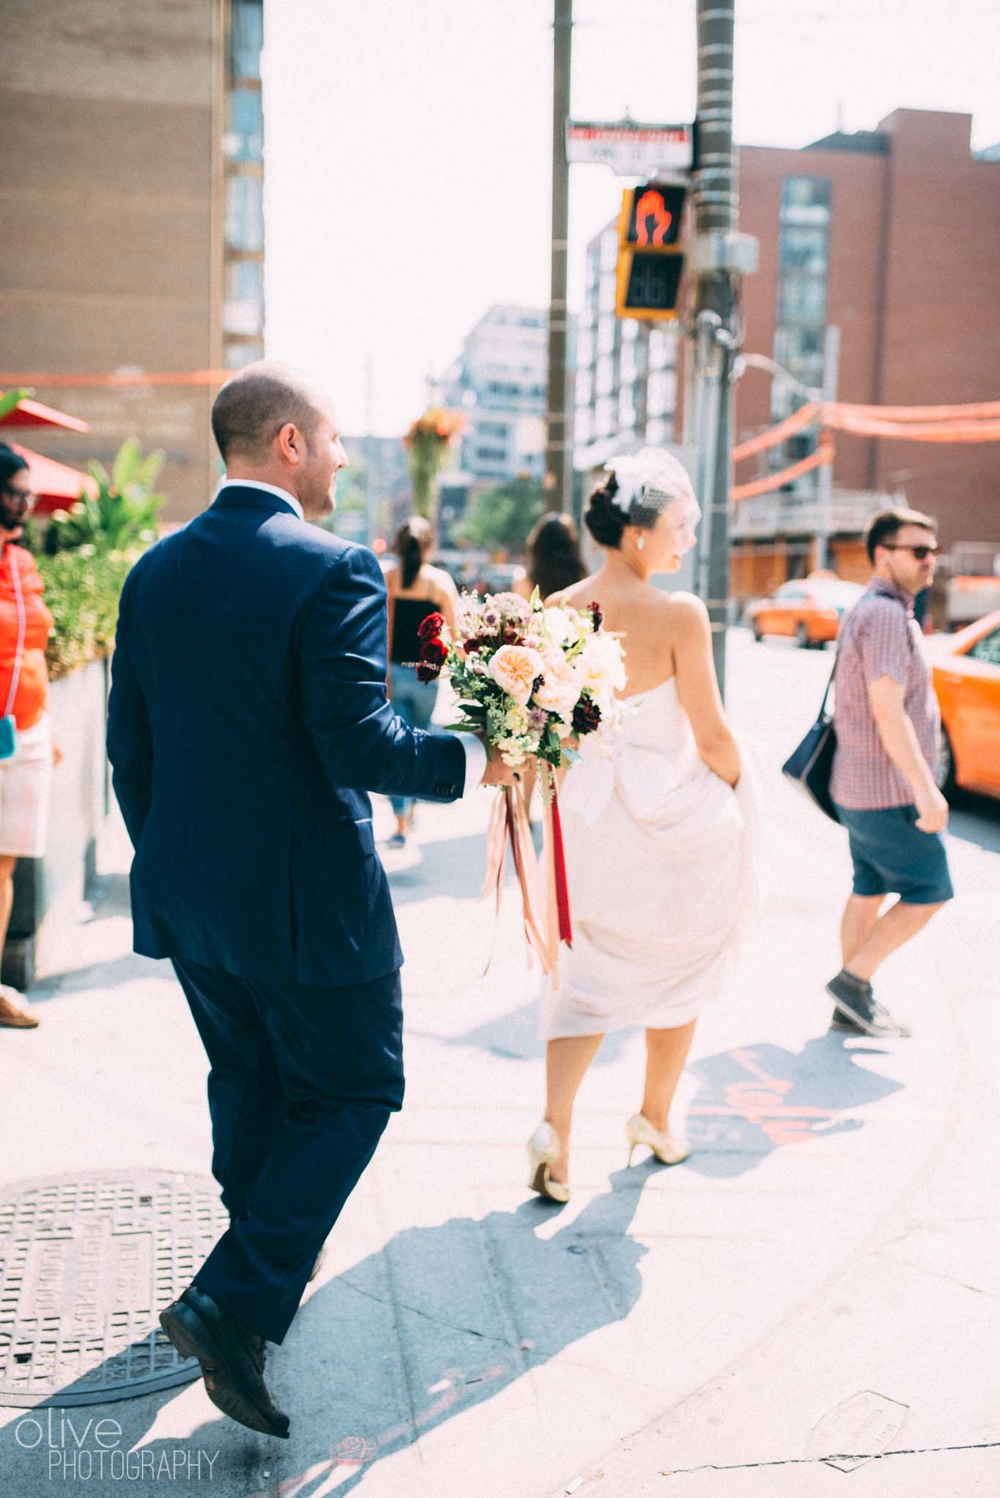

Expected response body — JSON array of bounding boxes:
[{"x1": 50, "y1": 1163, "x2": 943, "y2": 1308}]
[{"x1": 830, "y1": 577, "x2": 940, "y2": 810}]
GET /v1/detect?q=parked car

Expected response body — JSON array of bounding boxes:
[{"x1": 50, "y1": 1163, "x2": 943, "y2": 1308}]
[
  {"x1": 747, "y1": 575, "x2": 864, "y2": 648},
  {"x1": 932, "y1": 609, "x2": 1000, "y2": 800}
]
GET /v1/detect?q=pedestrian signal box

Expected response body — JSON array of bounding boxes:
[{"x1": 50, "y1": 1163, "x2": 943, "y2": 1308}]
[{"x1": 615, "y1": 182, "x2": 687, "y2": 320}]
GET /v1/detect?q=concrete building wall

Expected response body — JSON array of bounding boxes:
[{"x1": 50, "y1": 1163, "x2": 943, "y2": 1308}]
[{"x1": 0, "y1": 0, "x2": 225, "y2": 520}]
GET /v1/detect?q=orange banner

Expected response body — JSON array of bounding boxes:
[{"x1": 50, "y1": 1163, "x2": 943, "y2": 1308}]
[
  {"x1": 824, "y1": 411, "x2": 1000, "y2": 442},
  {"x1": 731, "y1": 403, "x2": 820, "y2": 462},
  {"x1": 731, "y1": 434, "x2": 835, "y2": 502},
  {"x1": 832, "y1": 398, "x2": 1000, "y2": 423},
  {"x1": 0, "y1": 371, "x2": 230, "y2": 388}
]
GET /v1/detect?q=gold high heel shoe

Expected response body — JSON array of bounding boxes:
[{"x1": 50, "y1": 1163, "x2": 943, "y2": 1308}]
[
  {"x1": 527, "y1": 1121, "x2": 570, "y2": 1203},
  {"x1": 625, "y1": 1113, "x2": 691, "y2": 1167}
]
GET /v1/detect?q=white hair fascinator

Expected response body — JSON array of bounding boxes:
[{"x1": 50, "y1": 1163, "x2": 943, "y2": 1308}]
[{"x1": 604, "y1": 447, "x2": 696, "y2": 517}]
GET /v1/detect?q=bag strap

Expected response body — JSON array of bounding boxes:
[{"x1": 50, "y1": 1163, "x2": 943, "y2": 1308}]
[
  {"x1": 4, "y1": 545, "x2": 27, "y2": 721},
  {"x1": 817, "y1": 652, "x2": 837, "y2": 718}
]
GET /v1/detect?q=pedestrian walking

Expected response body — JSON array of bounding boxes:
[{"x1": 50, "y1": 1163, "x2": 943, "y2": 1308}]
[
  {"x1": 513, "y1": 513, "x2": 587, "y2": 818},
  {"x1": 0, "y1": 445, "x2": 61, "y2": 1030},
  {"x1": 106, "y1": 362, "x2": 509, "y2": 1437},
  {"x1": 513, "y1": 512, "x2": 586, "y2": 603},
  {"x1": 383, "y1": 517, "x2": 460, "y2": 850},
  {"x1": 827, "y1": 507, "x2": 952, "y2": 1038}
]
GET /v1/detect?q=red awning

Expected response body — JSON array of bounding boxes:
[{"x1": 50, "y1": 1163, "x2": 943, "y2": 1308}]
[
  {"x1": 10, "y1": 443, "x2": 97, "y2": 516},
  {"x1": 0, "y1": 395, "x2": 90, "y2": 432}
]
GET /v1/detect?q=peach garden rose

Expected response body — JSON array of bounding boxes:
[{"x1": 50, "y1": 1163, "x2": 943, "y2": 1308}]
[{"x1": 488, "y1": 644, "x2": 545, "y2": 708}]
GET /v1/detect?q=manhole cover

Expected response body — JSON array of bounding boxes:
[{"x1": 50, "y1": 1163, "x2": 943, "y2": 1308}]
[{"x1": 0, "y1": 1169, "x2": 229, "y2": 1407}]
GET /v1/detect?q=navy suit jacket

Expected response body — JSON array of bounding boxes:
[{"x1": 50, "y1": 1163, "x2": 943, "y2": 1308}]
[{"x1": 106, "y1": 485, "x2": 466, "y2": 987}]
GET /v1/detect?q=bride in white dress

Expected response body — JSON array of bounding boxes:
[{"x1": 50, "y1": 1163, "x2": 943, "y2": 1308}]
[{"x1": 528, "y1": 449, "x2": 759, "y2": 1202}]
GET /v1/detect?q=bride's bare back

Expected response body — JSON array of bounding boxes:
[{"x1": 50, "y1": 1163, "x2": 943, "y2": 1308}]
[{"x1": 551, "y1": 563, "x2": 740, "y2": 788}]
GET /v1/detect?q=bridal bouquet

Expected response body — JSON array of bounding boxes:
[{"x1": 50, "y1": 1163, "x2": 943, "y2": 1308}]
[
  {"x1": 414, "y1": 590, "x2": 625, "y2": 976},
  {"x1": 417, "y1": 589, "x2": 625, "y2": 772}
]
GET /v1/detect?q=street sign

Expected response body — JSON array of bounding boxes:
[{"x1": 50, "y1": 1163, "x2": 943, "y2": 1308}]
[{"x1": 565, "y1": 120, "x2": 693, "y2": 177}]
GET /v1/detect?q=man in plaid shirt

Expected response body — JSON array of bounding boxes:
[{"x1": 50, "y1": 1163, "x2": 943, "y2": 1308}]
[{"x1": 827, "y1": 507, "x2": 953, "y2": 1038}]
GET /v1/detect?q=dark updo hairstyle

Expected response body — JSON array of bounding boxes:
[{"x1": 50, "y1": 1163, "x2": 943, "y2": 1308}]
[
  {"x1": 394, "y1": 515, "x2": 434, "y2": 588},
  {"x1": 584, "y1": 472, "x2": 665, "y2": 550},
  {"x1": 525, "y1": 513, "x2": 585, "y2": 600}
]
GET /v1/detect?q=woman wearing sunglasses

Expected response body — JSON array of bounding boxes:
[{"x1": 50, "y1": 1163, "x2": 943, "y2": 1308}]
[{"x1": 0, "y1": 445, "x2": 60, "y2": 1028}]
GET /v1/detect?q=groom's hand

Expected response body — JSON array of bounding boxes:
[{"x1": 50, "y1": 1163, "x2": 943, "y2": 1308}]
[{"x1": 480, "y1": 754, "x2": 515, "y2": 789}]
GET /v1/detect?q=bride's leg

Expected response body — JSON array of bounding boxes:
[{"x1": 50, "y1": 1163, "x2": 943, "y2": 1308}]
[
  {"x1": 545, "y1": 1034, "x2": 604, "y2": 1182},
  {"x1": 640, "y1": 1020, "x2": 697, "y2": 1133}
]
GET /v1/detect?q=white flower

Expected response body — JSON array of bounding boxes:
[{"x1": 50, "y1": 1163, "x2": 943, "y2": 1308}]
[
  {"x1": 573, "y1": 631, "x2": 627, "y2": 710},
  {"x1": 504, "y1": 704, "x2": 528, "y2": 734},
  {"x1": 543, "y1": 606, "x2": 578, "y2": 647},
  {"x1": 532, "y1": 650, "x2": 582, "y2": 721}
]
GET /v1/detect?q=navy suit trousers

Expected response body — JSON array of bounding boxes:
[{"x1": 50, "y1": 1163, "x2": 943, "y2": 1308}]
[{"x1": 172, "y1": 958, "x2": 404, "y2": 1344}]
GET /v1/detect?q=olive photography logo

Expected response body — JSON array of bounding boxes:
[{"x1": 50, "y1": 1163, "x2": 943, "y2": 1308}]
[{"x1": 14, "y1": 1410, "x2": 220, "y2": 1483}]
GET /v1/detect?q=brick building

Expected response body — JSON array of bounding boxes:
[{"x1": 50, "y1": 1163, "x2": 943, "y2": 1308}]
[
  {"x1": 574, "y1": 109, "x2": 1000, "y2": 598},
  {"x1": 1, "y1": 0, "x2": 265, "y2": 521}
]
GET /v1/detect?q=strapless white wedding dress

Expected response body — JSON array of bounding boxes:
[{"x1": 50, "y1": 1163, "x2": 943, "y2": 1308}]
[{"x1": 544, "y1": 677, "x2": 760, "y2": 1038}]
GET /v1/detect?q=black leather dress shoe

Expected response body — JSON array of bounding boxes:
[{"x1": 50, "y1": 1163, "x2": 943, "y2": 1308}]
[{"x1": 159, "y1": 1286, "x2": 290, "y2": 1438}]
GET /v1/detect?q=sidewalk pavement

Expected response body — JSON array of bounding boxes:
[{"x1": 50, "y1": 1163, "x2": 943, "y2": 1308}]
[{"x1": 1, "y1": 633, "x2": 999, "y2": 1497}]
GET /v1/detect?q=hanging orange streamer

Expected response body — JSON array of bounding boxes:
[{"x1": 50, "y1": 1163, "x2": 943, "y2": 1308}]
[{"x1": 731, "y1": 434, "x2": 835, "y2": 502}]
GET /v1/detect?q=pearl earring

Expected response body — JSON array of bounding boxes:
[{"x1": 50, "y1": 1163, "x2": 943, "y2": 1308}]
[{"x1": 637, "y1": 534, "x2": 645, "y2": 551}]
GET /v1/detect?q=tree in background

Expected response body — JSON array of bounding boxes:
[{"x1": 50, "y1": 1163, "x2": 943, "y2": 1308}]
[
  {"x1": 453, "y1": 476, "x2": 545, "y2": 555},
  {"x1": 403, "y1": 408, "x2": 467, "y2": 520}
]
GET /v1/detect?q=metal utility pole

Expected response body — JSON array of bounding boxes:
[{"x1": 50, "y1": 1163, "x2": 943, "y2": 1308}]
[
  {"x1": 689, "y1": 0, "x2": 755, "y2": 697},
  {"x1": 813, "y1": 323, "x2": 840, "y2": 571},
  {"x1": 544, "y1": 0, "x2": 572, "y2": 513}
]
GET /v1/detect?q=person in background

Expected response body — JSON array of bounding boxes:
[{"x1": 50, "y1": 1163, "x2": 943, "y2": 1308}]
[
  {"x1": 513, "y1": 514, "x2": 587, "y2": 816},
  {"x1": 827, "y1": 507, "x2": 951, "y2": 1039},
  {"x1": 383, "y1": 517, "x2": 460, "y2": 850},
  {"x1": 0, "y1": 445, "x2": 60, "y2": 1029},
  {"x1": 513, "y1": 513, "x2": 586, "y2": 604}
]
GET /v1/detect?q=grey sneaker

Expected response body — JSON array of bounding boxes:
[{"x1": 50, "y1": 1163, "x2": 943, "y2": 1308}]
[{"x1": 826, "y1": 971, "x2": 912, "y2": 1038}]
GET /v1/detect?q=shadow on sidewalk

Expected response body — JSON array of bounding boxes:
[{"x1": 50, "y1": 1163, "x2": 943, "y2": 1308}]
[
  {"x1": 685, "y1": 1033, "x2": 904, "y2": 1178},
  {"x1": 443, "y1": 998, "x2": 632, "y2": 1065},
  {"x1": 385, "y1": 831, "x2": 502, "y2": 907},
  {"x1": 0, "y1": 1171, "x2": 654, "y2": 1494}
]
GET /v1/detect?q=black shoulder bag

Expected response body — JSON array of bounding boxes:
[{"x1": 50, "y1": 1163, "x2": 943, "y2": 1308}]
[{"x1": 781, "y1": 657, "x2": 840, "y2": 824}]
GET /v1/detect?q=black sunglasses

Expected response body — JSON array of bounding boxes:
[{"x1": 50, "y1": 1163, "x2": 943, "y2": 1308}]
[{"x1": 883, "y1": 543, "x2": 939, "y2": 561}]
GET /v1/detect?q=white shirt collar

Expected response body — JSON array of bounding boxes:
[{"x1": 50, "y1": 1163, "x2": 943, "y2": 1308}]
[{"x1": 216, "y1": 478, "x2": 304, "y2": 521}]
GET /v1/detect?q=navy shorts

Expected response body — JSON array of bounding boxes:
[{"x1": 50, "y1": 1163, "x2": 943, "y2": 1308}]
[{"x1": 835, "y1": 803, "x2": 954, "y2": 905}]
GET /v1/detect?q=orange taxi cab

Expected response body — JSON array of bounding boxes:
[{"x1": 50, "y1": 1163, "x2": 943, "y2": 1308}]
[
  {"x1": 748, "y1": 575, "x2": 863, "y2": 649},
  {"x1": 932, "y1": 610, "x2": 1000, "y2": 799}
]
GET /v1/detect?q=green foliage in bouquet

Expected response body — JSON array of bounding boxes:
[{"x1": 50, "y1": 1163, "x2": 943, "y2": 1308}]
[{"x1": 45, "y1": 437, "x2": 165, "y2": 555}]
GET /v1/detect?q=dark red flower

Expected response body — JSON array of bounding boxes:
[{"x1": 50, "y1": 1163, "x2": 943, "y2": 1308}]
[
  {"x1": 503, "y1": 627, "x2": 524, "y2": 645},
  {"x1": 416, "y1": 660, "x2": 442, "y2": 683},
  {"x1": 418, "y1": 637, "x2": 448, "y2": 667},
  {"x1": 417, "y1": 612, "x2": 445, "y2": 643},
  {"x1": 571, "y1": 696, "x2": 602, "y2": 735},
  {"x1": 589, "y1": 601, "x2": 603, "y2": 630}
]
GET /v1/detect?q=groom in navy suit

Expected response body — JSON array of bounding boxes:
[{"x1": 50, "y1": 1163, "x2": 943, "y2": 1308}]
[{"x1": 107, "y1": 362, "x2": 508, "y2": 1436}]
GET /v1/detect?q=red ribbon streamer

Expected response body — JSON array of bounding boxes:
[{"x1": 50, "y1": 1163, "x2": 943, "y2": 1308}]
[{"x1": 549, "y1": 788, "x2": 573, "y2": 947}]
